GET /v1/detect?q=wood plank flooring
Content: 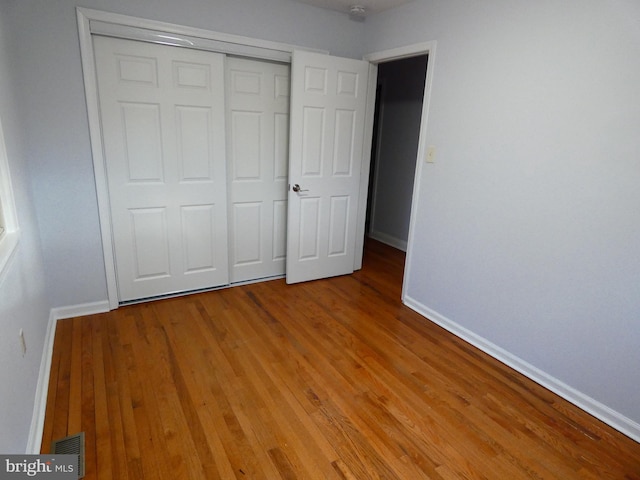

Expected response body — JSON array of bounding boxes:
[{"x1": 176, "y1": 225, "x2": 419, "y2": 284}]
[{"x1": 41, "y1": 240, "x2": 640, "y2": 479}]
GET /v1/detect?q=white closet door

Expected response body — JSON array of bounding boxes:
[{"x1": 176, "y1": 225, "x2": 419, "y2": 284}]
[
  {"x1": 286, "y1": 51, "x2": 370, "y2": 284},
  {"x1": 226, "y1": 57, "x2": 290, "y2": 283},
  {"x1": 94, "y1": 36, "x2": 229, "y2": 302}
]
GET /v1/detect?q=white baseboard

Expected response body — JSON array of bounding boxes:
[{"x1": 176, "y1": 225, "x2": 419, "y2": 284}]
[
  {"x1": 369, "y1": 230, "x2": 408, "y2": 252},
  {"x1": 402, "y1": 294, "x2": 640, "y2": 444},
  {"x1": 50, "y1": 300, "x2": 111, "y2": 321},
  {"x1": 26, "y1": 300, "x2": 110, "y2": 453},
  {"x1": 25, "y1": 310, "x2": 57, "y2": 454}
]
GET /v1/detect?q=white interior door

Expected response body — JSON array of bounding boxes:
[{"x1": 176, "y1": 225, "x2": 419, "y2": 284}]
[
  {"x1": 226, "y1": 57, "x2": 290, "y2": 283},
  {"x1": 286, "y1": 51, "x2": 370, "y2": 284},
  {"x1": 94, "y1": 36, "x2": 229, "y2": 302}
]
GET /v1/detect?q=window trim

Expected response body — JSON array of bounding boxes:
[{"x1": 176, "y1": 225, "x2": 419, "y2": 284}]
[{"x1": 0, "y1": 113, "x2": 20, "y2": 278}]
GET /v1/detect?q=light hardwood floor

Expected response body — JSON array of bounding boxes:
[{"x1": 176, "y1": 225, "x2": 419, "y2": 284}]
[{"x1": 41, "y1": 240, "x2": 640, "y2": 479}]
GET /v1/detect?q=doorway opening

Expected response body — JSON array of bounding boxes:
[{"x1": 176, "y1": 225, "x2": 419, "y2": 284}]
[{"x1": 366, "y1": 54, "x2": 429, "y2": 252}]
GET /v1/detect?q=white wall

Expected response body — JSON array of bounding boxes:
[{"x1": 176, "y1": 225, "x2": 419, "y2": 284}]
[
  {"x1": 370, "y1": 56, "x2": 427, "y2": 249},
  {"x1": 0, "y1": 6, "x2": 52, "y2": 453},
  {"x1": 4, "y1": 0, "x2": 364, "y2": 308},
  {"x1": 365, "y1": 0, "x2": 640, "y2": 433}
]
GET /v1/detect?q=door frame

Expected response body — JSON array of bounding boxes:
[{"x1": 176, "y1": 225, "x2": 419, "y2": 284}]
[
  {"x1": 362, "y1": 42, "x2": 437, "y2": 301},
  {"x1": 77, "y1": 7, "x2": 327, "y2": 309}
]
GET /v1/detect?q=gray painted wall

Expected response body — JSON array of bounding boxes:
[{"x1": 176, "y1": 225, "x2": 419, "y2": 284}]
[
  {"x1": 0, "y1": 5, "x2": 51, "y2": 453},
  {"x1": 370, "y1": 55, "x2": 427, "y2": 249},
  {"x1": 364, "y1": 0, "x2": 640, "y2": 427}
]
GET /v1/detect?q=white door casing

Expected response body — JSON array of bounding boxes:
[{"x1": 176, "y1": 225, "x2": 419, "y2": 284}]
[
  {"x1": 94, "y1": 36, "x2": 229, "y2": 301},
  {"x1": 286, "y1": 51, "x2": 370, "y2": 284},
  {"x1": 226, "y1": 57, "x2": 290, "y2": 283}
]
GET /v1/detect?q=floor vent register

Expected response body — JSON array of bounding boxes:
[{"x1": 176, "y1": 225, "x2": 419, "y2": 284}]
[{"x1": 51, "y1": 432, "x2": 85, "y2": 479}]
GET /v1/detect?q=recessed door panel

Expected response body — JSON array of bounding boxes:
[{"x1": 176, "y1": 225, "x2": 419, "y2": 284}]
[
  {"x1": 273, "y1": 200, "x2": 287, "y2": 261},
  {"x1": 337, "y1": 71, "x2": 359, "y2": 97},
  {"x1": 302, "y1": 107, "x2": 325, "y2": 177},
  {"x1": 129, "y1": 207, "x2": 170, "y2": 279},
  {"x1": 121, "y1": 103, "x2": 163, "y2": 183},
  {"x1": 231, "y1": 111, "x2": 262, "y2": 180},
  {"x1": 299, "y1": 197, "x2": 321, "y2": 260},
  {"x1": 233, "y1": 202, "x2": 262, "y2": 265},
  {"x1": 173, "y1": 61, "x2": 211, "y2": 90},
  {"x1": 231, "y1": 70, "x2": 262, "y2": 95},
  {"x1": 176, "y1": 106, "x2": 213, "y2": 181},
  {"x1": 328, "y1": 196, "x2": 349, "y2": 257},
  {"x1": 304, "y1": 66, "x2": 327, "y2": 94},
  {"x1": 117, "y1": 55, "x2": 158, "y2": 86},
  {"x1": 333, "y1": 109, "x2": 356, "y2": 176},
  {"x1": 181, "y1": 204, "x2": 217, "y2": 273},
  {"x1": 275, "y1": 74, "x2": 289, "y2": 99},
  {"x1": 274, "y1": 112, "x2": 289, "y2": 180}
]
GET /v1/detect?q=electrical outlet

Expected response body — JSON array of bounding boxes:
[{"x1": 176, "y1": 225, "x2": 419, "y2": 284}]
[
  {"x1": 426, "y1": 145, "x2": 436, "y2": 163},
  {"x1": 19, "y1": 329, "x2": 26, "y2": 356}
]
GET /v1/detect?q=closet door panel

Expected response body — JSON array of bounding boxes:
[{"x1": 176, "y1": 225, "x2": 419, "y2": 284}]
[
  {"x1": 95, "y1": 36, "x2": 229, "y2": 301},
  {"x1": 227, "y1": 57, "x2": 290, "y2": 282}
]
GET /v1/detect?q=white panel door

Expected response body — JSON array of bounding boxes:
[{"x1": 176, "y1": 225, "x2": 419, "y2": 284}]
[
  {"x1": 226, "y1": 57, "x2": 290, "y2": 283},
  {"x1": 286, "y1": 51, "x2": 369, "y2": 284},
  {"x1": 94, "y1": 36, "x2": 229, "y2": 301}
]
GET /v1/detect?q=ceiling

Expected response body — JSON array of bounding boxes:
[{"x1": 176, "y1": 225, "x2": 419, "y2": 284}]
[{"x1": 290, "y1": 0, "x2": 415, "y2": 18}]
